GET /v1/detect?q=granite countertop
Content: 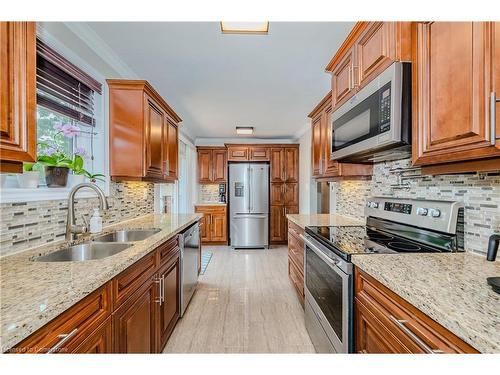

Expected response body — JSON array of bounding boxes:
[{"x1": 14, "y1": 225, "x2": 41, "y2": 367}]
[
  {"x1": 0, "y1": 213, "x2": 201, "y2": 352},
  {"x1": 352, "y1": 252, "x2": 500, "y2": 353},
  {"x1": 286, "y1": 213, "x2": 364, "y2": 228}
]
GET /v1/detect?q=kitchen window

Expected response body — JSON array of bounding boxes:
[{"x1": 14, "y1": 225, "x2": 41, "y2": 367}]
[{"x1": 0, "y1": 35, "x2": 107, "y2": 203}]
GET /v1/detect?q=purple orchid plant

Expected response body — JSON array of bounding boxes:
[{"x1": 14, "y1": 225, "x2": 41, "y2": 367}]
[{"x1": 35, "y1": 123, "x2": 105, "y2": 182}]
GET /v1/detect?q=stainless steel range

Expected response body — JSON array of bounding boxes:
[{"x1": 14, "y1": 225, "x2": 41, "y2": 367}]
[{"x1": 302, "y1": 197, "x2": 465, "y2": 353}]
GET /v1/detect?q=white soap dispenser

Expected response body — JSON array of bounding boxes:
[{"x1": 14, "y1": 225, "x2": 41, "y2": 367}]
[{"x1": 89, "y1": 208, "x2": 103, "y2": 234}]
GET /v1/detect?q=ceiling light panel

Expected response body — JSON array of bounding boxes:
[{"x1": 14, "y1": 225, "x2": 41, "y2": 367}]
[
  {"x1": 236, "y1": 126, "x2": 254, "y2": 135},
  {"x1": 220, "y1": 22, "x2": 269, "y2": 35}
]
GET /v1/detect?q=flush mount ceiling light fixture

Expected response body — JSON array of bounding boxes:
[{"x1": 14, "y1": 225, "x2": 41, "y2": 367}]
[
  {"x1": 220, "y1": 22, "x2": 269, "y2": 35},
  {"x1": 236, "y1": 126, "x2": 254, "y2": 135}
]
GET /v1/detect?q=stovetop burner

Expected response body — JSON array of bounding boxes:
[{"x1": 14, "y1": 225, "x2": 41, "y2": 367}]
[{"x1": 386, "y1": 241, "x2": 422, "y2": 252}]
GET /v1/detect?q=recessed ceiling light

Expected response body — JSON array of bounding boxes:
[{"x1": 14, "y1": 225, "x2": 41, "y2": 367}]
[
  {"x1": 220, "y1": 22, "x2": 269, "y2": 35},
  {"x1": 236, "y1": 126, "x2": 254, "y2": 135}
]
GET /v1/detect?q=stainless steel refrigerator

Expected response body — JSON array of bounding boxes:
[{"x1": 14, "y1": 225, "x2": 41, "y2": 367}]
[{"x1": 229, "y1": 163, "x2": 269, "y2": 248}]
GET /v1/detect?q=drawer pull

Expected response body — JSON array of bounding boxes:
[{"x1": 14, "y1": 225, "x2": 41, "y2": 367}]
[
  {"x1": 389, "y1": 315, "x2": 443, "y2": 354},
  {"x1": 47, "y1": 328, "x2": 78, "y2": 353}
]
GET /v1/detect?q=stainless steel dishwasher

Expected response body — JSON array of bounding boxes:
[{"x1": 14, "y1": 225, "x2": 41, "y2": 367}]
[{"x1": 179, "y1": 222, "x2": 200, "y2": 316}]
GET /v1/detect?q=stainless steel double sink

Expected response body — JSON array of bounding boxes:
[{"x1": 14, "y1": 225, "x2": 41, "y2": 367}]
[{"x1": 35, "y1": 229, "x2": 161, "y2": 262}]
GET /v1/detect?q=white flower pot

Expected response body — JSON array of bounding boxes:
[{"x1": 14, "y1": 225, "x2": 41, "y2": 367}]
[
  {"x1": 69, "y1": 174, "x2": 86, "y2": 187},
  {"x1": 17, "y1": 171, "x2": 40, "y2": 189}
]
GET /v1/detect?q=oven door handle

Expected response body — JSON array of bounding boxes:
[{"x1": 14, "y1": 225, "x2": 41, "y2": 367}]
[{"x1": 300, "y1": 234, "x2": 343, "y2": 271}]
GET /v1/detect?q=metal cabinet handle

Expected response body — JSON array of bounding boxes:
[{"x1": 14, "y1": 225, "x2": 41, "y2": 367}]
[
  {"x1": 161, "y1": 275, "x2": 165, "y2": 304},
  {"x1": 154, "y1": 275, "x2": 162, "y2": 305},
  {"x1": 348, "y1": 66, "x2": 352, "y2": 91},
  {"x1": 47, "y1": 328, "x2": 78, "y2": 353},
  {"x1": 388, "y1": 315, "x2": 443, "y2": 354},
  {"x1": 490, "y1": 92, "x2": 500, "y2": 145}
]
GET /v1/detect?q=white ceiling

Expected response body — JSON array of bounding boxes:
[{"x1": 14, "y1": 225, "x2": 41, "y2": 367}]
[{"x1": 85, "y1": 22, "x2": 354, "y2": 140}]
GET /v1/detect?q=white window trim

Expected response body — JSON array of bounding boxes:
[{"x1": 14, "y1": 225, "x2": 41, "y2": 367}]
[{"x1": 0, "y1": 25, "x2": 111, "y2": 204}]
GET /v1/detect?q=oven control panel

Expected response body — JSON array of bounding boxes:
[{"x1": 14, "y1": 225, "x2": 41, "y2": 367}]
[{"x1": 384, "y1": 202, "x2": 412, "y2": 214}]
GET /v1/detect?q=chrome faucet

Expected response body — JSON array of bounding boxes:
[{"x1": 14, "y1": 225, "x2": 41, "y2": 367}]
[{"x1": 66, "y1": 183, "x2": 109, "y2": 241}]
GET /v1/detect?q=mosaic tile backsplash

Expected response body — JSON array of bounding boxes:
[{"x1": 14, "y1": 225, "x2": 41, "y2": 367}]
[
  {"x1": 198, "y1": 184, "x2": 220, "y2": 203},
  {"x1": 333, "y1": 158, "x2": 500, "y2": 256},
  {"x1": 0, "y1": 181, "x2": 154, "y2": 257}
]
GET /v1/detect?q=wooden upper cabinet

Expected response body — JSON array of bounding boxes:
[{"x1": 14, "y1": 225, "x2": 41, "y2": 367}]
[
  {"x1": 227, "y1": 145, "x2": 249, "y2": 161},
  {"x1": 270, "y1": 147, "x2": 285, "y2": 182},
  {"x1": 331, "y1": 47, "x2": 356, "y2": 108},
  {"x1": 108, "y1": 80, "x2": 181, "y2": 182},
  {"x1": 197, "y1": 149, "x2": 212, "y2": 183},
  {"x1": 326, "y1": 22, "x2": 411, "y2": 111},
  {"x1": 144, "y1": 96, "x2": 165, "y2": 180},
  {"x1": 197, "y1": 147, "x2": 227, "y2": 183},
  {"x1": 249, "y1": 146, "x2": 270, "y2": 161},
  {"x1": 284, "y1": 147, "x2": 299, "y2": 182},
  {"x1": 356, "y1": 22, "x2": 395, "y2": 88},
  {"x1": 0, "y1": 22, "x2": 37, "y2": 173},
  {"x1": 311, "y1": 114, "x2": 323, "y2": 177},
  {"x1": 412, "y1": 22, "x2": 500, "y2": 166},
  {"x1": 270, "y1": 183, "x2": 284, "y2": 205},
  {"x1": 166, "y1": 118, "x2": 178, "y2": 180}
]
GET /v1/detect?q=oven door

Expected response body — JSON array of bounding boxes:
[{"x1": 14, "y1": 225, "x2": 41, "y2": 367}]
[{"x1": 303, "y1": 235, "x2": 352, "y2": 353}]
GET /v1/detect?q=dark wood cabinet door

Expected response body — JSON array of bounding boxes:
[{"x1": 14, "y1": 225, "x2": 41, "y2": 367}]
[
  {"x1": 311, "y1": 115, "x2": 323, "y2": 177},
  {"x1": 284, "y1": 183, "x2": 299, "y2": 206},
  {"x1": 284, "y1": 147, "x2": 299, "y2": 182},
  {"x1": 113, "y1": 279, "x2": 157, "y2": 353},
  {"x1": 270, "y1": 205, "x2": 286, "y2": 242},
  {"x1": 331, "y1": 47, "x2": 356, "y2": 109},
  {"x1": 211, "y1": 212, "x2": 227, "y2": 242},
  {"x1": 413, "y1": 22, "x2": 500, "y2": 166},
  {"x1": 166, "y1": 118, "x2": 178, "y2": 180},
  {"x1": 270, "y1": 147, "x2": 285, "y2": 182},
  {"x1": 249, "y1": 146, "x2": 270, "y2": 161},
  {"x1": 144, "y1": 96, "x2": 165, "y2": 179},
  {"x1": 198, "y1": 149, "x2": 212, "y2": 183},
  {"x1": 199, "y1": 213, "x2": 210, "y2": 242},
  {"x1": 356, "y1": 22, "x2": 395, "y2": 89},
  {"x1": 0, "y1": 22, "x2": 36, "y2": 173},
  {"x1": 72, "y1": 318, "x2": 113, "y2": 354},
  {"x1": 158, "y1": 252, "x2": 181, "y2": 351},
  {"x1": 270, "y1": 183, "x2": 284, "y2": 205},
  {"x1": 212, "y1": 149, "x2": 227, "y2": 183}
]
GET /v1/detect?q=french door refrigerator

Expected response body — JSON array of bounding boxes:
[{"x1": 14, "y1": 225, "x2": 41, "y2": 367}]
[{"x1": 229, "y1": 163, "x2": 269, "y2": 248}]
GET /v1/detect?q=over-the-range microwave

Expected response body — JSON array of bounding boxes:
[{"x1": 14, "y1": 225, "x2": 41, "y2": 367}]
[{"x1": 331, "y1": 61, "x2": 411, "y2": 163}]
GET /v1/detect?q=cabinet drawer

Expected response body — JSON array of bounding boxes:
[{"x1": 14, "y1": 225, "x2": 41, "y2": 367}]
[
  {"x1": 158, "y1": 235, "x2": 180, "y2": 266},
  {"x1": 288, "y1": 220, "x2": 304, "y2": 238},
  {"x1": 112, "y1": 251, "x2": 158, "y2": 308},
  {"x1": 355, "y1": 268, "x2": 478, "y2": 353},
  {"x1": 12, "y1": 283, "x2": 111, "y2": 353},
  {"x1": 288, "y1": 230, "x2": 304, "y2": 272},
  {"x1": 288, "y1": 257, "x2": 304, "y2": 304}
]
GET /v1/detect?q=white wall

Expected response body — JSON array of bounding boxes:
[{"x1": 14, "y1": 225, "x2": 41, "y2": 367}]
[{"x1": 298, "y1": 128, "x2": 313, "y2": 214}]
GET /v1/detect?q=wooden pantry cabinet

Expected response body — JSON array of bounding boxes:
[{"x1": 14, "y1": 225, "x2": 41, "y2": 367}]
[
  {"x1": 326, "y1": 22, "x2": 411, "y2": 111},
  {"x1": 309, "y1": 92, "x2": 372, "y2": 180},
  {"x1": 10, "y1": 232, "x2": 187, "y2": 354},
  {"x1": 195, "y1": 204, "x2": 227, "y2": 245},
  {"x1": 107, "y1": 80, "x2": 181, "y2": 182},
  {"x1": 269, "y1": 145, "x2": 299, "y2": 244},
  {"x1": 197, "y1": 146, "x2": 227, "y2": 183},
  {"x1": 0, "y1": 22, "x2": 37, "y2": 173},
  {"x1": 412, "y1": 22, "x2": 500, "y2": 172},
  {"x1": 355, "y1": 268, "x2": 478, "y2": 354}
]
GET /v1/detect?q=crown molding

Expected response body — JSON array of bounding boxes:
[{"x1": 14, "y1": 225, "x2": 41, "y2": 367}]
[{"x1": 62, "y1": 22, "x2": 139, "y2": 79}]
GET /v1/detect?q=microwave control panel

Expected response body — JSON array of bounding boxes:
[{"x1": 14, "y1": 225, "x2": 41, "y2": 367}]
[{"x1": 379, "y1": 87, "x2": 391, "y2": 133}]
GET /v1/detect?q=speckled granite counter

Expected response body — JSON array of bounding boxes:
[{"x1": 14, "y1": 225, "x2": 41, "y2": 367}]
[
  {"x1": 0, "y1": 213, "x2": 201, "y2": 351},
  {"x1": 352, "y1": 253, "x2": 500, "y2": 353},
  {"x1": 286, "y1": 213, "x2": 363, "y2": 228}
]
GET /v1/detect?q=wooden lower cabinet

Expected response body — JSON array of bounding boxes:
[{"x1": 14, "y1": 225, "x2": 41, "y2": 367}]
[
  {"x1": 195, "y1": 205, "x2": 227, "y2": 244},
  {"x1": 158, "y1": 250, "x2": 181, "y2": 350},
  {"x1": 355, "y1": 268, "x2": 478, "y2": 353},
  {"x1": 271, "y1": 205, "x2": 286, "y2": 242},
  {"x1": 9, "y1": 227, "x2": 192, "y2": 354},
  {"x1": 287, "y1": 220, "x2": 305, "y2": 305},
  {"x1": 72, "y1": 318, "x2": 113, "y2": 354},
  {"x1": 113, "y1": 278, "x2": 157, "y2": 353}
]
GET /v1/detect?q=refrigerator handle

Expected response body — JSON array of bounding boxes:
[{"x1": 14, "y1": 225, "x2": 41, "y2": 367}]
[
  {"x1": 247, "y1": 167, "x2": 251, "y2": 213},
  {"x1": 249, "y1": 167, "x2": 253, "y2": 212}
]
